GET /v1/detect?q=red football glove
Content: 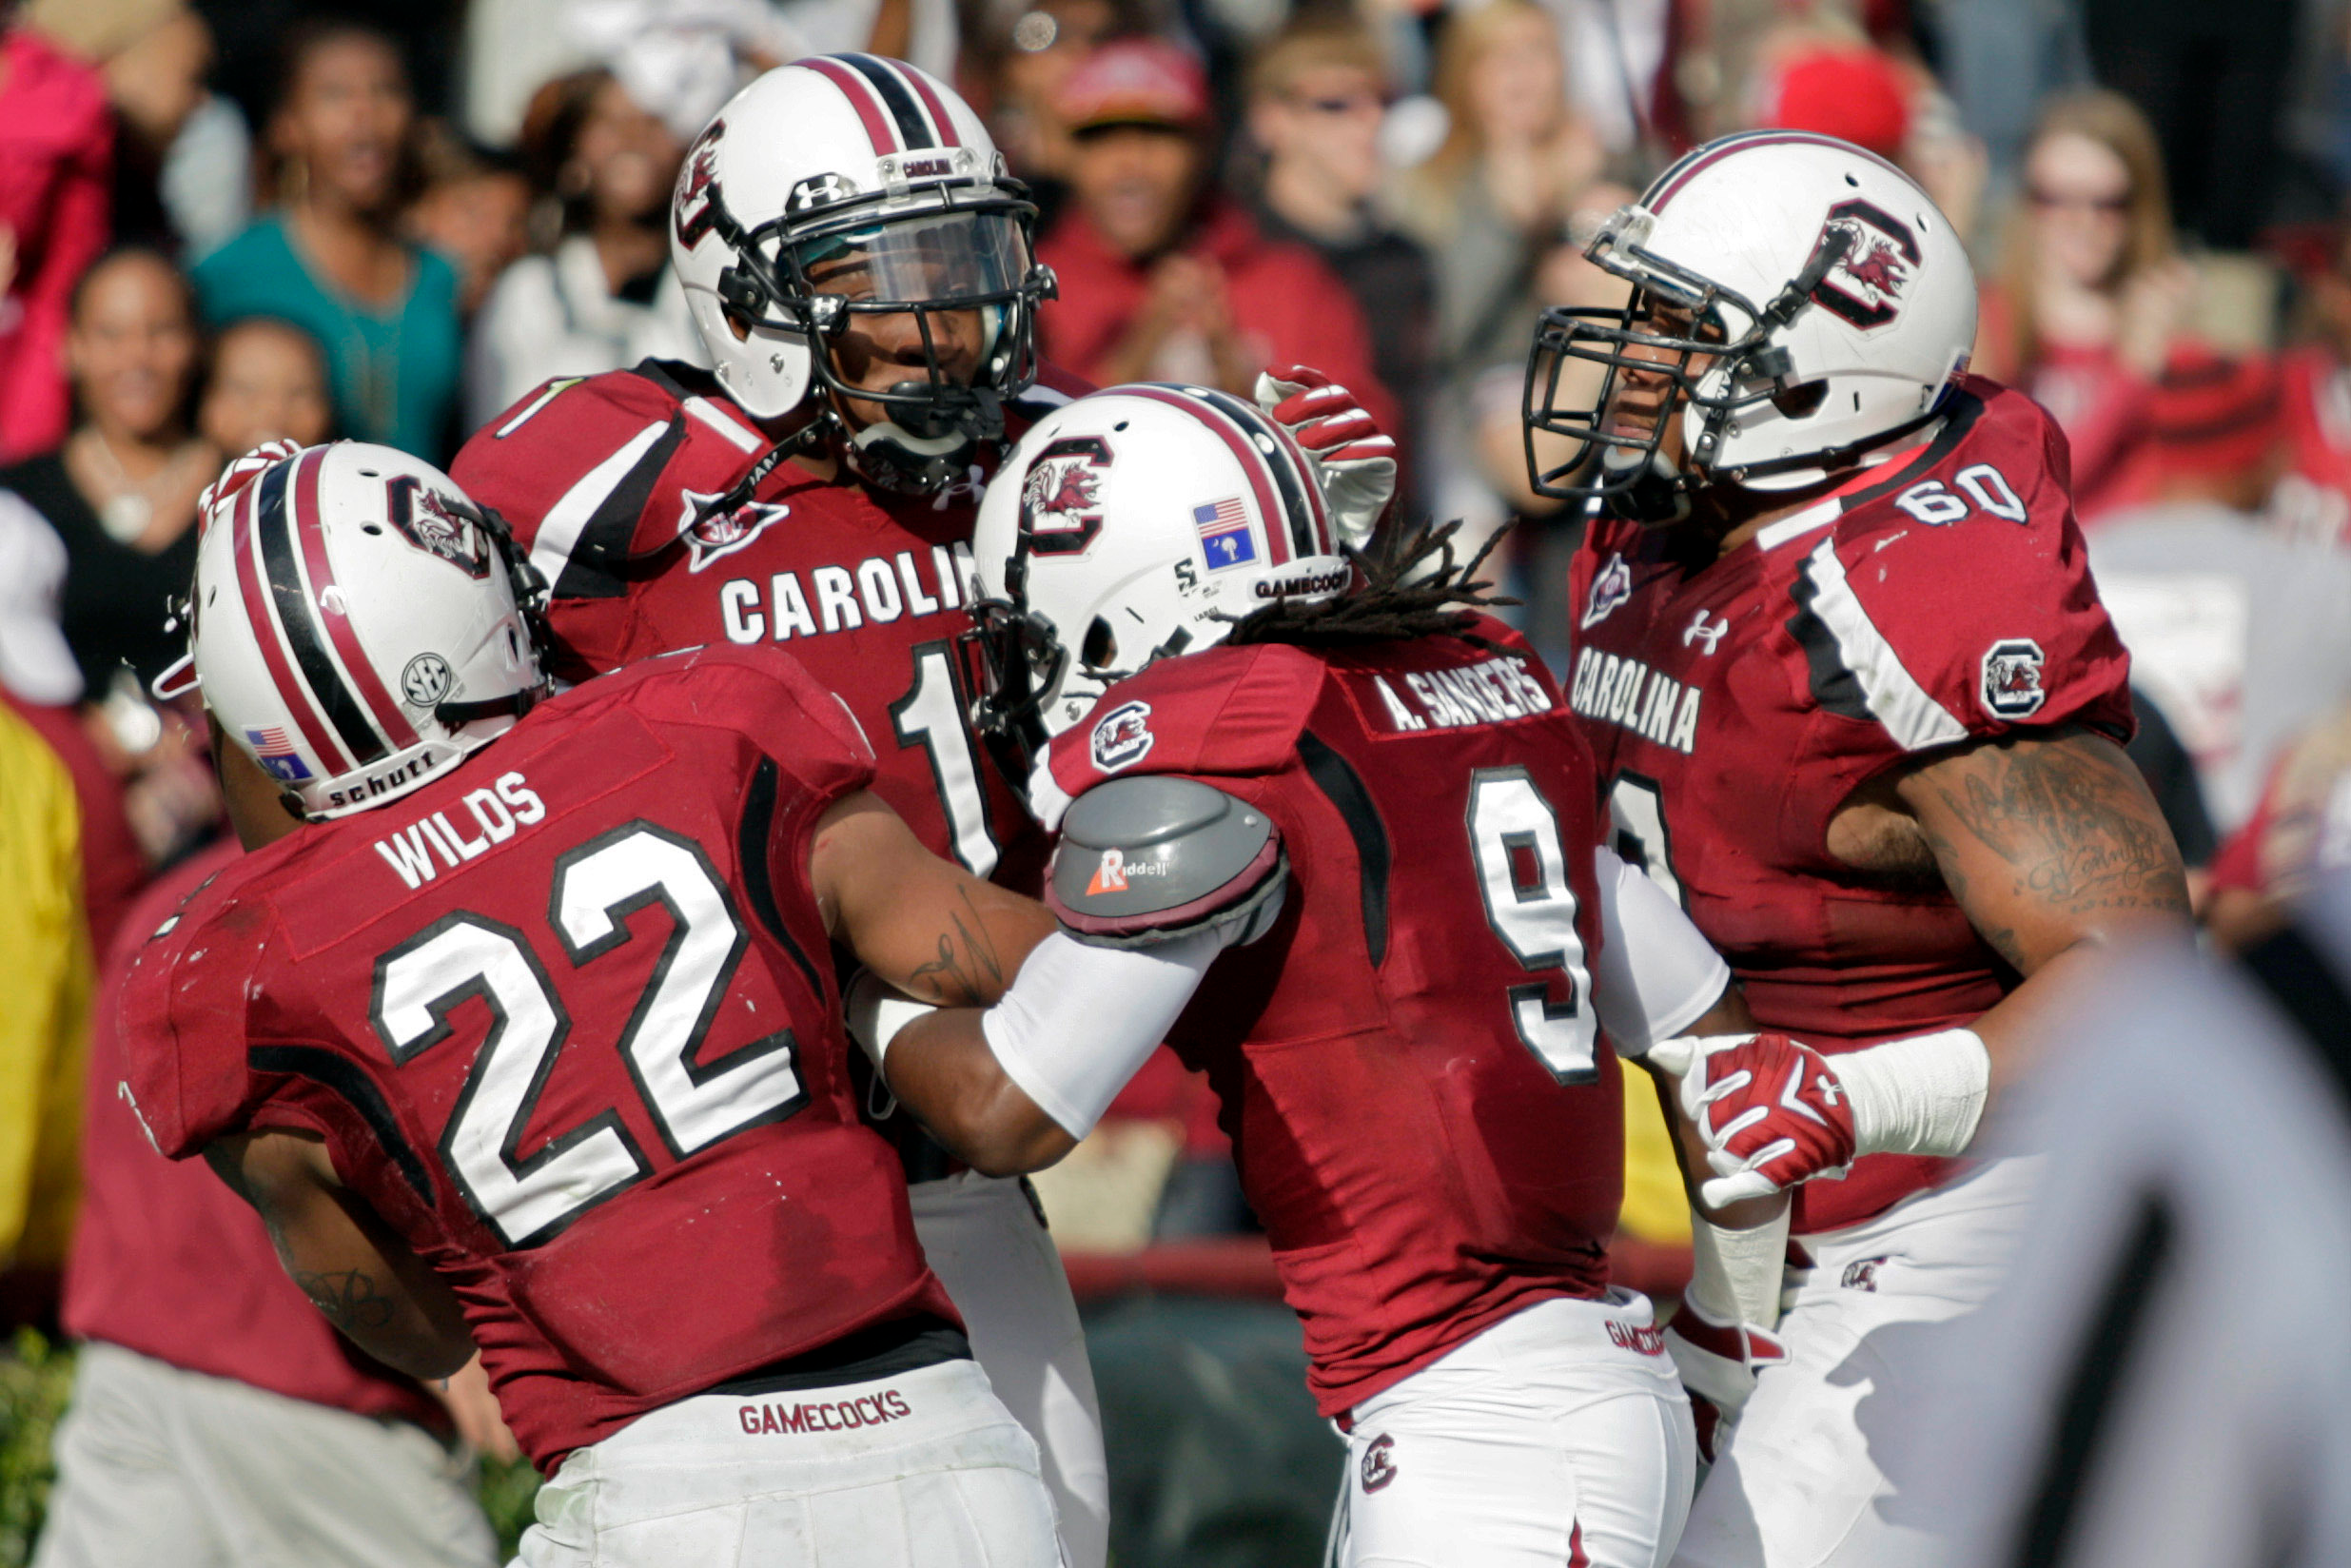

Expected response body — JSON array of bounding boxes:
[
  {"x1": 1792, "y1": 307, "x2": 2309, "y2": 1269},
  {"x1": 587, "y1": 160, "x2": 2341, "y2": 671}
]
[
  {"x1": 197, "y1": 439, "x2": 304, "y2": 530},
  {"x1": 1253, "y1": 365, "x2": 1396, "y2": 550},
  {"x1": 1662, "y1": 1296, "x2": 1786, "y2": 1462},
  {"x1": 1648, "y1": 1032, "x2": 1857, "y2": 1207}
]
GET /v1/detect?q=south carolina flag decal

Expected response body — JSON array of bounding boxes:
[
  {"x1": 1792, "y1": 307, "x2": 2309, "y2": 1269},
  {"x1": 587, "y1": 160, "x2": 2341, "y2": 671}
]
[
  {"x1": 1194, "y1": 498, "x2": 1256, "y2": 569},
  {"x1": 245, "y1": 726, "x2": 313, "y2": 783}
]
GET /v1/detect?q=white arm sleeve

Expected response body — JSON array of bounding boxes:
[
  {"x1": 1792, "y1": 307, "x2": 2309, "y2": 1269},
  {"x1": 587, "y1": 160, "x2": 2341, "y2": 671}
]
[
  {"x1": 980, "y1": 929, "x2": 1221, "y2": 1141},
  {"x1": 1591, "y1": 845, "x2": 1734, "y2": 1057}
]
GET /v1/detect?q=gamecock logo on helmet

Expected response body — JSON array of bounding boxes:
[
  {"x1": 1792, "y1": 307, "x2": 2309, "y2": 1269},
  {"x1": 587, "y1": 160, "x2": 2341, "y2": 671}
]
[
  {"x1": 1019, "y1": 435, "x2": 1112, "y2": 557},
  {"x1": 1808, "y1": 199, "x2": 1922, "y2": 331},
  {"x1": 673, "y1": 119, "x2": 727, "y2": 248},
  {"x1": 386, "y1": 475, "x2": 491, "y2": 579}
]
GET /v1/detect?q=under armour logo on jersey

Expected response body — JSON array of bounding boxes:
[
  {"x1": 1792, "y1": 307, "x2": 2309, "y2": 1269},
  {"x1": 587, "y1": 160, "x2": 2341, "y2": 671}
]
[
  {"x1": 1360, "y1": 1433, "x2": 1398, "y2": 1493},
  {"x1": 1682, "y1": 608, "x2": 1729, "y2": 654}
]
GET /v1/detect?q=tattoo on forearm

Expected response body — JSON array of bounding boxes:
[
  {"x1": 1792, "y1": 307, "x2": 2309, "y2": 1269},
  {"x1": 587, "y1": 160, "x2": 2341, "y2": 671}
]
[
  {"x1": 291, "y1": 1267, "x2": 400, "y2": 1335},
  {"x1": 904, "y1": 887, "x2": 1008, "y2": 1006},
  {"x1": 1921, "y1": 734, "x2": 2189, "y2": 936}
]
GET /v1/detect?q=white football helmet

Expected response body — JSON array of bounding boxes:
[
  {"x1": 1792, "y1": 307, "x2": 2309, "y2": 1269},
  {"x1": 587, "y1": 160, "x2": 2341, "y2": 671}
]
[
  {"x1": 1525, "y1": 130, "x2": 1976, "y2": 513},
  {"x1": 963, "y1": 384, "x2": 1348, "y2": 765},
  {"x1": 670, "y1": 56, "x2": 1055, "y2": 495},
  {"x1": 186, "y1": 442, "x2": 550, "y2": 819}
]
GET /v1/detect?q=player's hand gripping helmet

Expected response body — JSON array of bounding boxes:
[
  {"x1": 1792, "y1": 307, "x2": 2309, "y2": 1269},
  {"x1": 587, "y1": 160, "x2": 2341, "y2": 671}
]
[
  {"x1": 1524, "y1": 131, "x2": 1976, "y2": 517},
  {"x1": 963, "y1": 384, "x2": 1348, "y2": 771},
  {"x1": 670, "y1": 56, "x2": 1056, "y2": 496},
  {"x1": 183, "y1": 441, "x2": 551, "y2": 820}
]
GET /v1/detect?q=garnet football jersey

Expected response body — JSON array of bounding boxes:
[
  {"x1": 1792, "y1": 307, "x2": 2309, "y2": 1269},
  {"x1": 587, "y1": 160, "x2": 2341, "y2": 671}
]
[
  {"x1": 1035, "y1": 626, "x2": 1622, "y2": 1419},
  {"x1": 1564, "y1": 375, "x2": 2134, "y2": 1234},
  {"x1": 120, "y1": 648, "x2": 957, "y2": 1469},
  {"x1": 452, "y1": 359, "x2": 1086, "y2": 889}
]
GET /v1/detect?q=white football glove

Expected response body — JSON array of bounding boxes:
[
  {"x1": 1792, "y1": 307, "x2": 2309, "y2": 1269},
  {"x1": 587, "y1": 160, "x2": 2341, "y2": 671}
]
[{"x1": 1253, "y1": 365, "x2": 1397, "y2": 551}]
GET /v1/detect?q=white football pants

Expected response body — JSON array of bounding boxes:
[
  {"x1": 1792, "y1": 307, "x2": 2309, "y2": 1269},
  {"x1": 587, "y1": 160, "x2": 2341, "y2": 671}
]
[
  {"x1": 512, "y1": 1357, "x2": 1061, "y2": 1567},
  {"x1": 1671, "y1": 1157, "x2": 2042, "y2": 1568},
  {"x1": 911, "y1": 1170, "x2": 1109, "y2": 1568},
  {"x1": 1332, "y1": 1290, "x2": 1697, "y2": 1568}
]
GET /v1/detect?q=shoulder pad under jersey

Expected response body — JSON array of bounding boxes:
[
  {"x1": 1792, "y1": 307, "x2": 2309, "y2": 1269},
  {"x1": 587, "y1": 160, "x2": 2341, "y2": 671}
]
[{"x1": 1048, "y1": 775, "x2": 1287, "y2": 950}]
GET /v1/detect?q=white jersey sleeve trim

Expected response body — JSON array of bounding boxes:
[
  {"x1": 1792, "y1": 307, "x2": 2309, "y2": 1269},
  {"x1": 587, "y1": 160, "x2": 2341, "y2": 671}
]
[
  {"x1": 526, "y1": 421, "x2": 669, "y2": 589},
  {"x1": 1753, "y1": 497, "x2": 1843, "y2": 552},
  {"x1": 982, "y1": 930, "x2": 1219, "y2": 1139},
  {"x1": 683, "y1": 396, "x2": 764, "y2": 453},
  {"x1": 1590, "y1": 845, "x2": 1732, "y2": 1056},
  {"x1": 1796, "y1": 536, "x2": 1969, "y2": 752}
]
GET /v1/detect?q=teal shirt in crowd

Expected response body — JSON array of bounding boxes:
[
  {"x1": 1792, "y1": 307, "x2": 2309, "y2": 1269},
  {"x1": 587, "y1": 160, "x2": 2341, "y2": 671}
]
[{"x1": 193, "y1": 215, "x2": 462, "y2": 461}]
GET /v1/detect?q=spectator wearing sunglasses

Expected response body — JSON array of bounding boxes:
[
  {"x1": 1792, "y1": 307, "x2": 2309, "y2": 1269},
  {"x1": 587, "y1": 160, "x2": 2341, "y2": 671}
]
[
  {"x1": 1244, "y1": 20, "x2": 1432, "y2": 486},
  {"x1": 1976, "y1": 88, "x2": 2201, "y2": 523}
]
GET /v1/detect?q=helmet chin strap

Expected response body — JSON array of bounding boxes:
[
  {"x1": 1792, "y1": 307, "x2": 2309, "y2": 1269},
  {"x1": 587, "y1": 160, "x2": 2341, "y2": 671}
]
[{"x1": 1602, "y1": 443, "x2": 1693, "y2": 525}]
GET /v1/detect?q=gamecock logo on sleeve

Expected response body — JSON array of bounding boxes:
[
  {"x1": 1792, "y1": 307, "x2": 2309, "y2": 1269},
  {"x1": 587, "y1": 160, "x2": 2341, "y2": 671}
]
[
  {"x1": 1089, "y1": 699, "x2": 1153, "y2": 773},
  {"x1": 1808, "y1": 199, "x2": 1922, "y2": 331},
  {"x1": 1980, "y1": 638, "x2": 2047, "y2": 719}
]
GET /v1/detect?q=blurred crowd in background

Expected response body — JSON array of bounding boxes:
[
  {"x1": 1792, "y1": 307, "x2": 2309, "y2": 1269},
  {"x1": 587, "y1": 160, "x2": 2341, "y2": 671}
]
[{"x1": 7, "y1": 0, "x2": 2351, "y2": 1557}]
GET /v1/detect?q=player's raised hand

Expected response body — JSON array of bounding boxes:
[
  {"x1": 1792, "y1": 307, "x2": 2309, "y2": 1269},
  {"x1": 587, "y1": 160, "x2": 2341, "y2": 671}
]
[
  {"x1": 1647, "y1": 1031, "x2": 1856, "y2": 1206},
  {"x1": 1253, "y1": 365, "x2": 1396, "y2": 551}
]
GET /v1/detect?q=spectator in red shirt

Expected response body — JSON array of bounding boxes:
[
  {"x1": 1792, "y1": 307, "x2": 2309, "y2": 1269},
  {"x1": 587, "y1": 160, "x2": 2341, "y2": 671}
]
[
  {"x1": 1036, "y1": 37, "x2": 1393, "y2": 432},
  {"x1": 0, "y1": 21, "x2": 112, "y2": 465}
]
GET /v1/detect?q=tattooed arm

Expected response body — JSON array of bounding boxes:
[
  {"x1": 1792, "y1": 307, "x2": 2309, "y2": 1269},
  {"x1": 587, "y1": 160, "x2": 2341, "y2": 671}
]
[
  {"x1": 1892, "y1": 724, "x2": 2192, "y2": 1086},
  {"x1": 812, "y1": 791, "x2": 1072, "y2": 1173},
  {"x1": 203, "y1": 1128, "x2": 477, "y2": 1380}
]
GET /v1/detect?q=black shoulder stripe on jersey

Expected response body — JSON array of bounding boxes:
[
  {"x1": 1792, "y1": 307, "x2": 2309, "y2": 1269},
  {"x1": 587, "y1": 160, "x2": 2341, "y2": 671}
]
[
  {"x1": 2003, "y1": 1189, "x2": 2175, "y2": 1568},
  {"x1": 1298, "y1": 731, "x2": 1389, "y2": 968},
  {"x1": 738, "y1": 755, "x2": 827, "y2": 1003},
  {"x1": 255, "y1": 458, "x2": 390, "y2": 766},
  {"x1": 841, "y1": 54, "x2": 934, "y2": 148},
  {"x1": 245, "y1": 1044, "x2": 436, "y2": 1205},
  {"x1": 1783, "y1": 559, "x2": 1873, "y2": 722},
  {"x1": 555, "y1": 414, "x2": 693, "y2": 598},
  {"x1": 2238, "y1": 923, "x2": 2351, "y2": 1120},
  {"x1": 1832, "y1": 387, "x2": 1989, "y2": 518},
  {"x1": 629, "y1": 358, "x2": 723, "y2": 402}
]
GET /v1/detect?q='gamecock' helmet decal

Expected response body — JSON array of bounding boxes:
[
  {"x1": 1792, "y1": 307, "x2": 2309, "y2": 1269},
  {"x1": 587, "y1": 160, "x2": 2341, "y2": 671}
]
[
  {"x1": 1808, "y1": 200, "x2": 1921, "y2": 331},
  {"x1": 1018, "y1": 435, "x2": 1111, "y2": 557}
]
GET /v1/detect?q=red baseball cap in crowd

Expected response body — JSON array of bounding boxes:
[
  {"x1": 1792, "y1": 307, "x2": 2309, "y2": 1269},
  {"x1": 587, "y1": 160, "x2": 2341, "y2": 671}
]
[
  {"x1": 1766, "y1": 45, "x2": 1912, "y2": 159},
  {"x1": 2150, "y1": 350, "x2": 2283, "y2": 480},
  {"x1": 1057, "y1": 37, "x2": 1212, "y2": 134}
]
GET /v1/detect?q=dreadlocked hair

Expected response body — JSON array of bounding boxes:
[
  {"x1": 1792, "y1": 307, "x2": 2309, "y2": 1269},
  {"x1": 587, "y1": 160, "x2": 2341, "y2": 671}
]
[{"x1": 1222, "y1": 518, "x2": 1519, "y2": 650}]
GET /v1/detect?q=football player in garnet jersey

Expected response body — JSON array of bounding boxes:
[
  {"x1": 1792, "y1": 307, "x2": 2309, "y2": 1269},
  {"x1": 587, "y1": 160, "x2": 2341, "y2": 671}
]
[
  {"x1": 1520, "y1": 131, "x2": 2193, "y2": 1567},
  {"x1": 445, "y1": 59, "x2": 1394, "y2": 1565},
  {"x1": 842, "y1": 384, "x2": 1770, "y2": 1568},
  {"x1": 121, "y1": 442, "x2": 1068, "y2": 1567}
]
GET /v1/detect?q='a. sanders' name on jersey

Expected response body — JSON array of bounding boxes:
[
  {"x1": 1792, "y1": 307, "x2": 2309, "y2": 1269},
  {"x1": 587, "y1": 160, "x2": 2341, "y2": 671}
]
[
  {"x1": 716, "y1": 543, "x2": 978, "y2": 646},
  {"x1": 1566, "y1": 646, "x2": 1702, "y2": 755},
  {"x1": 1365, "y1": 655, "x2": 1556, "y2": 732}
]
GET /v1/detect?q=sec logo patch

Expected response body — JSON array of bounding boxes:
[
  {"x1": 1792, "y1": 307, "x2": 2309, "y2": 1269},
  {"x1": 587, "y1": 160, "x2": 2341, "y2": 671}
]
[{"x1": 1090, "y1": 700, "x2": 1154, "y2": 773}]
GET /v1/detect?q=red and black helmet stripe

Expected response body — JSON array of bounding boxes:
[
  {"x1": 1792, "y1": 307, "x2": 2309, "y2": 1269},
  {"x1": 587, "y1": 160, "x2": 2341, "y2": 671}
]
[
  {"x1": 839, "y1": 54, "x2": 951, "y2": 149},
  {"x1": 252, "y1": 454, "x2": 391, "y2": 767},
  {"x1": 288, "y1": 448, "x2": 421, "y2": 753},
  {"x1": 231, "y1": 473, "x2": 348, "y2": 773},
  {"x1": 1190, "y1": 383, "x2": 1330, "y2": 561},
  {"x1": 801, "y1": 53, "x2": 962, "y2": 156}
]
